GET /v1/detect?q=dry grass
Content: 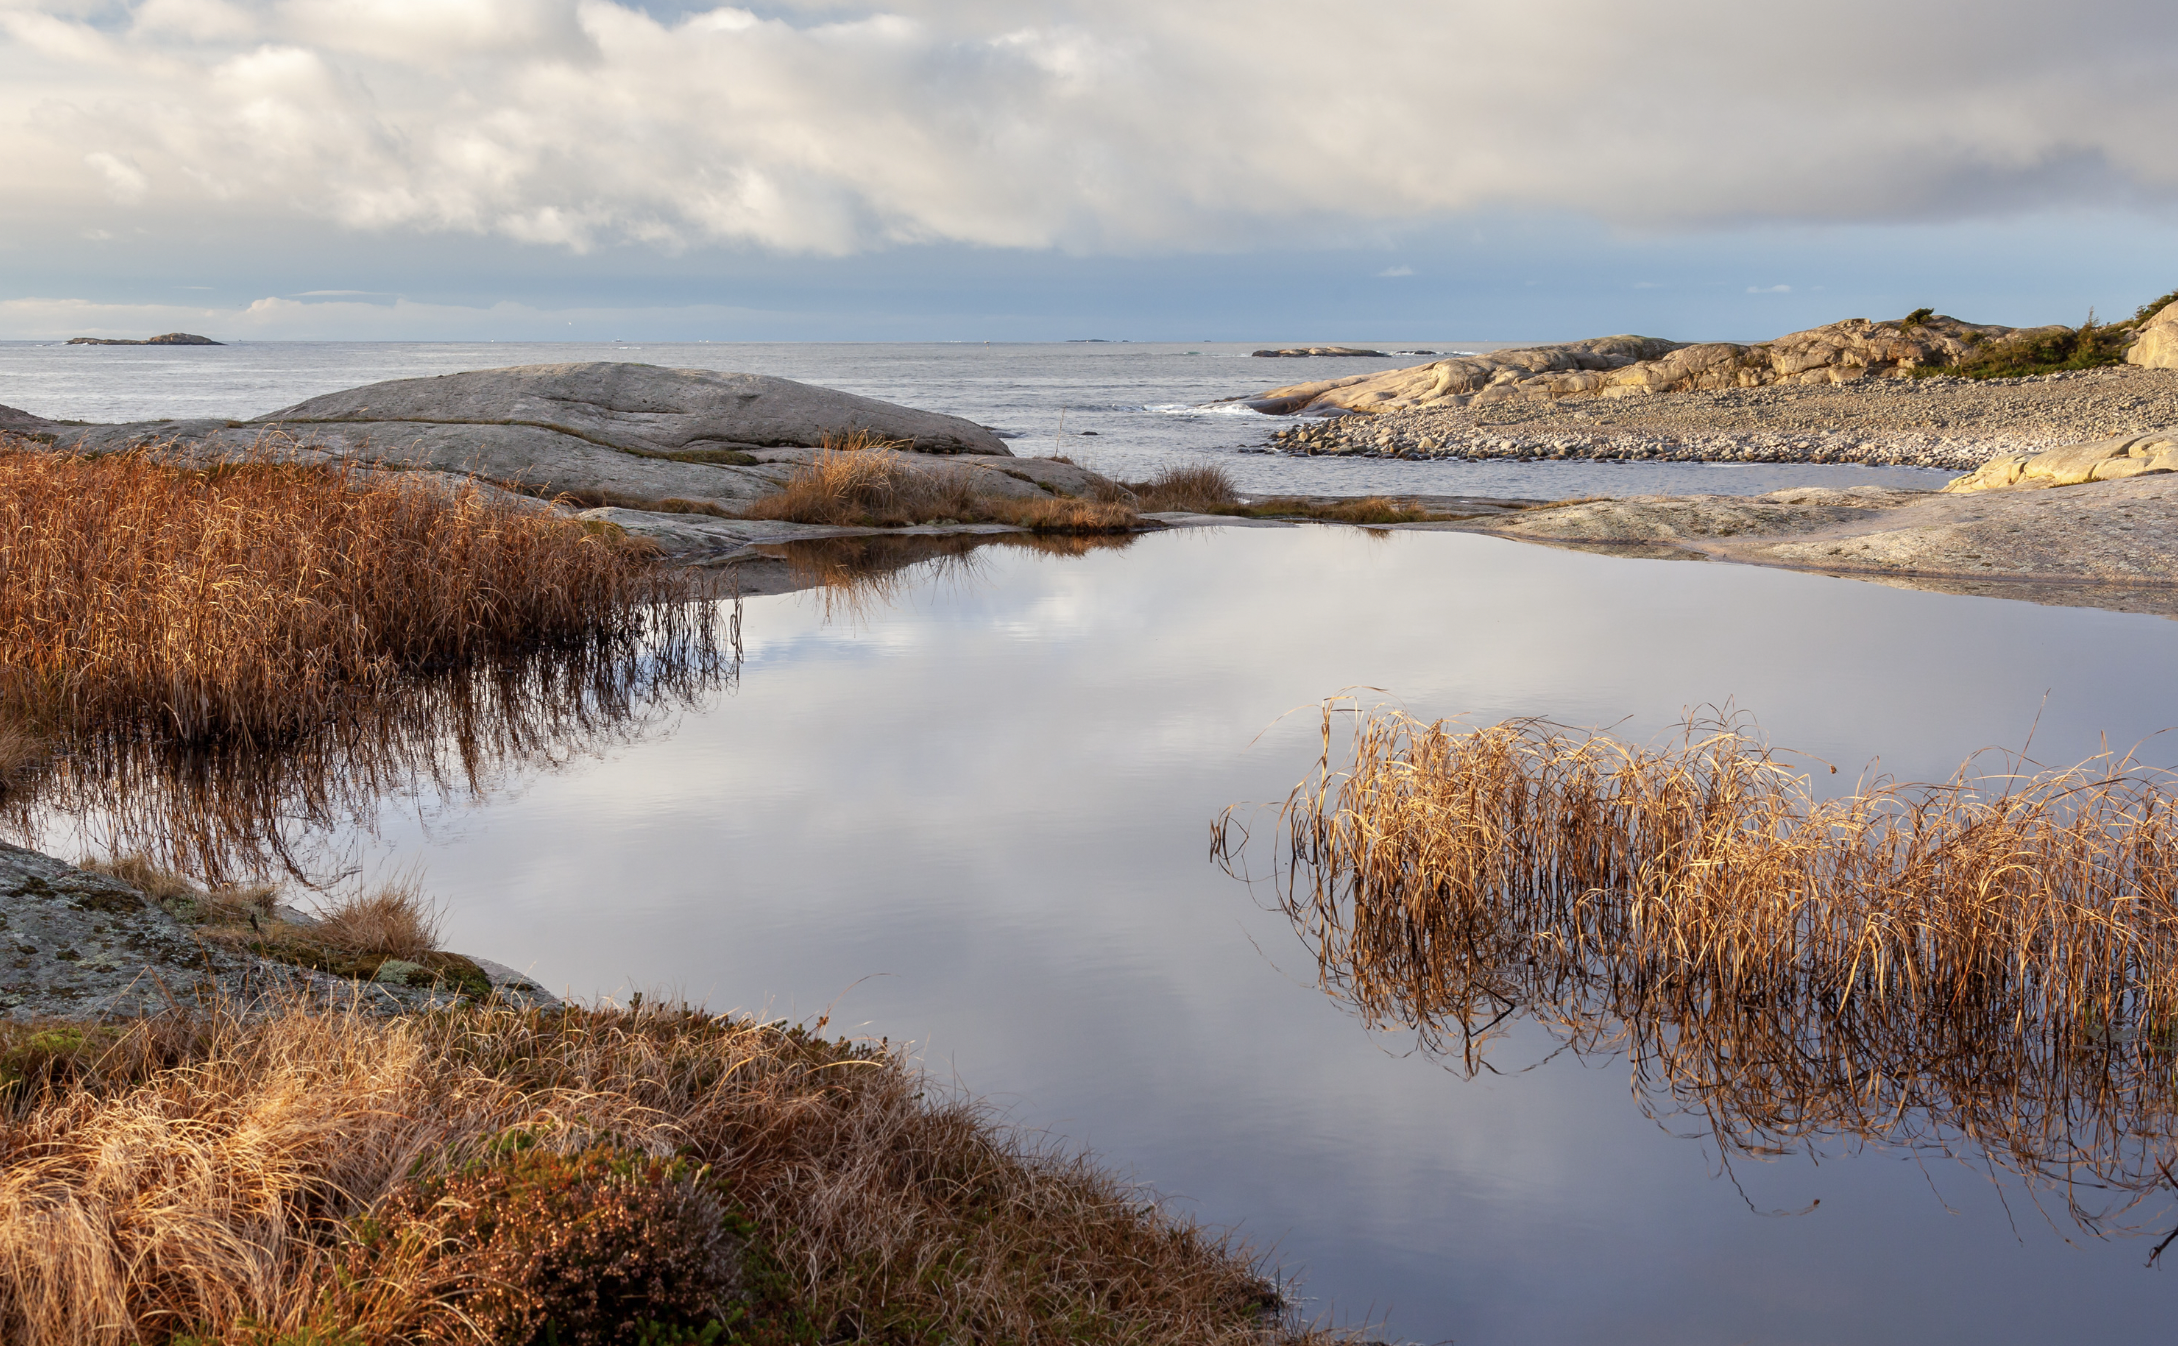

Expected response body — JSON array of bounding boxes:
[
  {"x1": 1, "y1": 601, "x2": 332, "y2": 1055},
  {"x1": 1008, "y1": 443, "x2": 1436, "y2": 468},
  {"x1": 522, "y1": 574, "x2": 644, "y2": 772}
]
[
  {"x1": 1122, "y1": 464, "x2": 1241, "y2": 513},
  {"x1": 0, "y1": 1001, "x2": 1317, "y2": 1346},
  {"x1": 310, "y1": 881, "x2": 442, "y2": 962},
  {"x1": 1217, "y1": 703, "x2": 2178, "y2": 1228},
  {"x1": 0, "y1": 721, "x2": 48, "y2": 796},
  {"x1": 0, "y1": 444, "x2": 681, "y2": 748},
  {"x1": 743, "y1": 434, "x2": 1140, "y2": 533}
]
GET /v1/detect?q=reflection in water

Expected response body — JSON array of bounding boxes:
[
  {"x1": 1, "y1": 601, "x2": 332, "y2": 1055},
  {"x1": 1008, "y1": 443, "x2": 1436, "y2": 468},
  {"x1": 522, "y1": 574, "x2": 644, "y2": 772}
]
[
  {"x1": 4, "y1": 606, "x2": 737, "y2": 885},
  {"x1": 754, "y1": 531, "x2": 1139, "y2": 622},
  {"x1": 1216, "y1": 702, "x2": 2178, "y2": 1239}
]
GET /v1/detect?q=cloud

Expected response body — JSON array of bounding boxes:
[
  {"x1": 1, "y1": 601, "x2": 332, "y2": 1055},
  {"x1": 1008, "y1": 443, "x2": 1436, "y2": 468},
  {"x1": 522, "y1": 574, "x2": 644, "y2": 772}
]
[
  {"x1": 83, "y1": 150, "x2": 148, "y2": 202},
  {"x1": 1747, "y1": 284, "x2": 1793, "y2": 293},
  {"x1": 1, "y1": 0, "x2": 2174, "y2": 261},
  {"x1": 1377, "y1": 265, "x2": 1414, "y2": 278}
]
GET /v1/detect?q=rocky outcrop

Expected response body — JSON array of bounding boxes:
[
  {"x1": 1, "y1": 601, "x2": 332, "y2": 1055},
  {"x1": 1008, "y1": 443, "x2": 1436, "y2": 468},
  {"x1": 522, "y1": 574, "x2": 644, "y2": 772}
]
[
  {"x1": 1448, "y1": 472, "x2": 2178, "y2": 606},
  {"x1": 1, "y1": 842, "x2": 552, "y2": 1021},
  {"x1": 1252, "y1": 346, "x2": 1389, "y2": 358},
  {"x1": 11, "y1": 363, "x2": 1045, "y2": 514},
  {"x1": 262, "y1": 363, "x2": 1010, "y2": 457},
  {"x1": 2128, "y1": 302, "x2": 2178, "y2": 371},
  {"x1": 1246, "y1": 318, "x2": 2017, "y2": 416},
  {"x1": 65, "y1": 332, "x2": 222, "y2": 346},
  {"x1": 1941, "y1": 430, "x2": 2178, "y2": 492}
]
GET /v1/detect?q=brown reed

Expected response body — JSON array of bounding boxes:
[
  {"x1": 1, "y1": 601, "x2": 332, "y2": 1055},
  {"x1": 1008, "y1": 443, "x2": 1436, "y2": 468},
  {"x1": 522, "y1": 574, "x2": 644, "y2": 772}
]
[
  {"x1": 0, "y1": 1001, "x2": 1312, "y2": 1346},
  {"x1": 0, "y1": 444, "x2": 678, "y2": 747},
  {"x1": 743, "y1": 434, "x2": 1139, "y2": 532},
  {"x1": 1215, "y1": 703, "x2": 2178, "y2": 1225}
]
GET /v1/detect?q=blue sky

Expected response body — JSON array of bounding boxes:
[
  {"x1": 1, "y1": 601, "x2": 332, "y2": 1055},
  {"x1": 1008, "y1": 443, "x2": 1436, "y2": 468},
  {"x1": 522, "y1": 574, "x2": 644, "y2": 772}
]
[{"x1": 4, "y1": 0, "x2": 2175, "y2": 342}]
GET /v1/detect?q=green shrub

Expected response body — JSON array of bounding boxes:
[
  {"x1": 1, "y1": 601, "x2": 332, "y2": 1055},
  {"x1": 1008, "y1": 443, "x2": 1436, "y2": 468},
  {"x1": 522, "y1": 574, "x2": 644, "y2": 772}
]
[
  {"x1": 1922, "y1": 313, "x2": 2133, "y2": 379},
  {"x1": 1900, "y1": 307, "x2": 1935, "y2": 328},
  {"x1": 351, "y1": 1133, "x2": 753, "y2": 1346}
]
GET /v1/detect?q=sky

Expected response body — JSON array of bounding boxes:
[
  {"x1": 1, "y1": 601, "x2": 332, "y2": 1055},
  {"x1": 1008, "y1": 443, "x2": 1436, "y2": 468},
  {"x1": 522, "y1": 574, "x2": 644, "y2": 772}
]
[{"x1": 3, "y1": 0, "x2": 2176, "y2": 342}]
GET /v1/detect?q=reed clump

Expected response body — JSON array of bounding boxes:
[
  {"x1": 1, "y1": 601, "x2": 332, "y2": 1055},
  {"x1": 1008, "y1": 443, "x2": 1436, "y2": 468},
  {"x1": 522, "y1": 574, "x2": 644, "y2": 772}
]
[
  {"x1": 743, "y1": 434, "x2": 1140, "y2": 533},
  {"x1": 1217, "y1": 703, "x2": 2178, "y2": 1225},
  {"x1": 0, "y1": 1000, "x2": 1311, "y2": 1346},
  {"x1": 0, "y1": 445, "x2": 681, "y2": 748}
]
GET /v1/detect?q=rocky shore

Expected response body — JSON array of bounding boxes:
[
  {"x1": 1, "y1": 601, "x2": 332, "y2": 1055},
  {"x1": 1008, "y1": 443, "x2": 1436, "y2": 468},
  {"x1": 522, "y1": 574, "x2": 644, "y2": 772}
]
[{"x1": 1257, "y1": 365, "x2": 2178, "y2": 470}]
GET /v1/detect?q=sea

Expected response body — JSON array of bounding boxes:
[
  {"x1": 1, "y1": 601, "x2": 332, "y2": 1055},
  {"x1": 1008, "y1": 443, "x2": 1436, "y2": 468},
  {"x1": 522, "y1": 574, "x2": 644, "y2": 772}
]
[{"x1": 0, "y1": 339, "x2": 1958, "y2": 497}]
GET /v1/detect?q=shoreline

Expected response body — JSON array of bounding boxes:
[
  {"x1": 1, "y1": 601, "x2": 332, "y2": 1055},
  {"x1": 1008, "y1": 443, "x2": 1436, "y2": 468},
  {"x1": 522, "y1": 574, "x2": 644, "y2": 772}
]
[{"x1": 1258, "y1": 365, "x2": 2178, "y2": 470}]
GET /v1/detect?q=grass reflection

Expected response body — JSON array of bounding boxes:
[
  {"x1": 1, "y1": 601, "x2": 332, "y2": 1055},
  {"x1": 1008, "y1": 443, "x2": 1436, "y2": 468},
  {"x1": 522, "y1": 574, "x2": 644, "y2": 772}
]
[
  {"x1": 758, "y1": 531, "x2": 1138, "y2": 624},
  {"x1": 3, "y1": 605, "x2": 736, "y2": 886},
  {"x1": 1217, "y1": 700, "x2": 2178, "y2": 1239}
]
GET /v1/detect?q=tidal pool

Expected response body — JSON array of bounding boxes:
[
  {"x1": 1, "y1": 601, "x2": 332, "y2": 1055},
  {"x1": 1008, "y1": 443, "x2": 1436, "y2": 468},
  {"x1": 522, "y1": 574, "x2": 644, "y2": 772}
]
[{"x1": 30, "y1": 525, "x2": 2178, "y2": 1344}]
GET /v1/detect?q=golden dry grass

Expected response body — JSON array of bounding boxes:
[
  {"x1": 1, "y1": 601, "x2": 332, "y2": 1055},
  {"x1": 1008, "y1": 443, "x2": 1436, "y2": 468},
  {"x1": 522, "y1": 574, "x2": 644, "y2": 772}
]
[
  {"x1": 310, "y1": 881, "x2": 441, "y2": 962},
  {"x1": 0, "y1": 1001, "x2": 1316, "y2": 1346},
  {"x1": 1217, "y1": 703, "x2": 2178, "y2": 1228},
  {"x1": 743, "y1": 435, "x2": 1139, "y2": 532},
  {"x1": 1123, "y1": 464, "x2": 1241, "y2": 513},
  {"x1": 0, "y1": 444, "x2": 677, "y2": 747}
]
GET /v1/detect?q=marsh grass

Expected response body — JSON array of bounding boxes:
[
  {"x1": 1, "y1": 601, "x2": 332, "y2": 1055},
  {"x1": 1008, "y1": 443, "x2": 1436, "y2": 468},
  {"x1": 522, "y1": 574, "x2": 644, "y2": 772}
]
[
  {"x1": 744, "y1": 433, "x2": 1139, "y2": 532},
  {"x1": 1216, "y1": 702, "x2": 2178, "y2": 1228},
  {"x1": 0, "y1": 444, "x2": 685, "y2": 749},
  {"x1": 0, "y1": 1000, "x2": 1313, "y2": 1346}
]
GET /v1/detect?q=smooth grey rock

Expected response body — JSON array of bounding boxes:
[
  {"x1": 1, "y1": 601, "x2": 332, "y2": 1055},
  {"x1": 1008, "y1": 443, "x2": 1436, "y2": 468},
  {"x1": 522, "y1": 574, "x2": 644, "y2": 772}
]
[
  {"x1": 261, "y1": 362, "x2": 1010, "y2": 456},
  {"x1": 19, "y1": 363, "x2": 1027, "y2": 515}
]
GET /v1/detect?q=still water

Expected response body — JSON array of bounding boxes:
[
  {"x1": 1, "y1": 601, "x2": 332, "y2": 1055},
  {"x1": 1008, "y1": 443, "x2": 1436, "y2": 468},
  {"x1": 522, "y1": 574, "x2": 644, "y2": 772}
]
[
  {"x1": 0, "y1": 339, "x2": 1953, "y2": 499},
  {"x1": 33, "y1": 526, "x2": 2176, "y2": 1344}
]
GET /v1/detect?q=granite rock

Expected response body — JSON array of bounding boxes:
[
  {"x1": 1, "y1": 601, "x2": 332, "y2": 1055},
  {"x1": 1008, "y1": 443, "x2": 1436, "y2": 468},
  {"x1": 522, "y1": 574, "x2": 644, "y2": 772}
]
[{"x1": 2128, "y1": 302, "x2": 2178, "y2": 371}]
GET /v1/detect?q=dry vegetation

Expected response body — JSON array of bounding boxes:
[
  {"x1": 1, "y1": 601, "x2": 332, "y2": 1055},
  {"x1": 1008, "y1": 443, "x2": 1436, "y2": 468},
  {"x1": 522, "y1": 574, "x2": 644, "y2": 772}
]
[
  {"x1": 1217, "y1": 703, "x2": 2178, "y2": 1229},
  {"x1": 0, "y1": 1000, "x2": 1315, "y2": 1346},
  {"x1": 744, "y1": 435, "x2": 1138, "y2": 532},
  {"x1": 1102, "y1": 465, "x2": 1478, "y2": 525},
  {"x1": 0, "y1": 444, "x2": 682, "y2": 747}
]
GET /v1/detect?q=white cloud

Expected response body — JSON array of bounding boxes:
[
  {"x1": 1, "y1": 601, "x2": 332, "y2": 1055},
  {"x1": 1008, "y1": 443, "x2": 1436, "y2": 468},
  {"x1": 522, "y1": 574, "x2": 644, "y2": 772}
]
[
  {"x1": 1748, "y1": 284, "x2": 1793, "y2": 293},
  {"x1": 1377, "y1": 265, "x2": 1414, "y2": 278},
  {"x1": 0, "y1": 0, "x2": 2173, "y2": 259},
  {"x1": 84, "y1": 150, "x2": 148, "y2": 202}
]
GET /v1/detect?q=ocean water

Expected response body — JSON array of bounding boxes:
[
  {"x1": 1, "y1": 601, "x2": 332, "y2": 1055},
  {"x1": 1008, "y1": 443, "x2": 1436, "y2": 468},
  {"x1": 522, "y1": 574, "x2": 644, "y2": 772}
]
[{"x1": 0, "y1": 339, "x2": 1956, "y2": 498}]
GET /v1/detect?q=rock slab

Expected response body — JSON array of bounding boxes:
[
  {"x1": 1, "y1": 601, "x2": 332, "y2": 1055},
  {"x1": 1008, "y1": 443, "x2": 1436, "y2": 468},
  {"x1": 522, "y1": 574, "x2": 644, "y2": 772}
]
[{"x1": 2128, "y1": 302, "x2": 2178, "y2": 371}]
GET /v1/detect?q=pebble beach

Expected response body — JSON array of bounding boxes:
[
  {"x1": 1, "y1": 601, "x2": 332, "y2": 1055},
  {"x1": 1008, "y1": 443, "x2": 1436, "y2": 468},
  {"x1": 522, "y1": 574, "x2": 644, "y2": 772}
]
[{"x1": 1259, "y1": 364, "x2": 2178, "y2": 470}]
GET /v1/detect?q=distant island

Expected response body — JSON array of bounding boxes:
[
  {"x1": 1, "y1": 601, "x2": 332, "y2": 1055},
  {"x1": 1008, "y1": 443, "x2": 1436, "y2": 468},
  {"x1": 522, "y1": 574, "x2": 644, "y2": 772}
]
[
  {"x1": 65, "y1": 332, "x2": 222, "y2": 346},
  {"x1": 1253, "y1": 345, "x2": 1388, "y2": 358}
]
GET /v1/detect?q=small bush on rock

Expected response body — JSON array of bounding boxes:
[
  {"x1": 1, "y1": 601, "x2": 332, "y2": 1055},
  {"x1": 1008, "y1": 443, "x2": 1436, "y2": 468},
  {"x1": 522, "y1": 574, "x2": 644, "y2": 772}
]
[{"x1": 351, "y1": 1133, "x2": 752, "y2": 1346}]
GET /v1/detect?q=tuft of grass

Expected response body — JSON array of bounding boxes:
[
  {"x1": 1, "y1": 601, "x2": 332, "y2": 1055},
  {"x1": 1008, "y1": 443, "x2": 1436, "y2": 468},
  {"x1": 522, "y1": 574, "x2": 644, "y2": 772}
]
[
  {"x1": 0, "y1": 1001, "x2": 1319, "y2": 1346},
  {"x1": 1218, "y1": 702, "x2": 2178, "y2": 1226},
  {"x1": 0, "y1": 444, "x2": 680, "y2": 748},
  {"x1": 1125, "y1": 463, "x2": 1242, "y2": 513},
  {"x1": 743, "y1": 434, "x2": 1141, "y2": 533},
  {"x1": 309, "y1": 881, "x2": 442, "y2": 963}
]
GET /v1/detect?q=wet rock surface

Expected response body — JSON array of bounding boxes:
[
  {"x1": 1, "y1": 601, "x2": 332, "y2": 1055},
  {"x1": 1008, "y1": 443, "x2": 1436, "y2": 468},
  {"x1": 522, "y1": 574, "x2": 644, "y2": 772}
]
[{"x1": 0, "y1": 843, "x2": 554, "y2": 1021}]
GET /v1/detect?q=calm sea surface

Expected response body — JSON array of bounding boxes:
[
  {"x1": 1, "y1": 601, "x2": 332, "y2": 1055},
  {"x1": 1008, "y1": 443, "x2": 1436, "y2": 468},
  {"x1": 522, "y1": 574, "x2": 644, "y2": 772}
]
[
  {"x1": 0, "y1": 339, "x2": 1955, "y2": 497},
  {"x1": 24, "y1": 526, "x2": 2178, "y2": 1345}
]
